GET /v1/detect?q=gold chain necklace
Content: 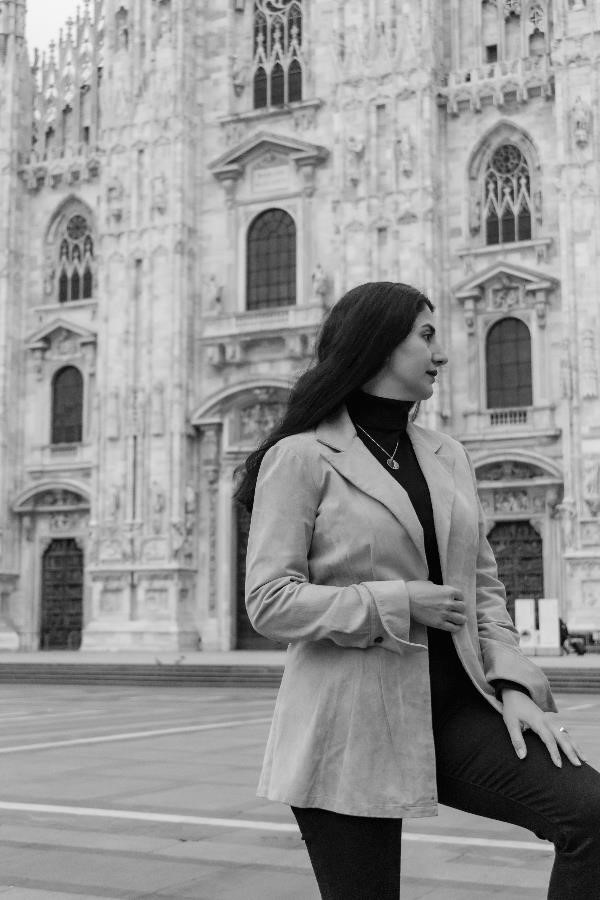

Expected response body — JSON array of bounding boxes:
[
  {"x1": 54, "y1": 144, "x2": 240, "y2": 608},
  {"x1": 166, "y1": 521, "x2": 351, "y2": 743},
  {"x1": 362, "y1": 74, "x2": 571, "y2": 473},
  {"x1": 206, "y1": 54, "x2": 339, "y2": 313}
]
[{"x1": 355, "y1": 423, "x2": 401, "y2": 470}]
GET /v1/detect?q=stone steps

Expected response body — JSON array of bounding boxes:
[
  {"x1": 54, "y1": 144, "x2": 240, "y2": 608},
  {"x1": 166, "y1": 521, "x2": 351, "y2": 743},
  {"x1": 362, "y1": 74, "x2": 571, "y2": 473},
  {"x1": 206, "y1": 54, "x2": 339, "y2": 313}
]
[{"x1": 0, "y1": 663, "x2": 599, "y2": 693}]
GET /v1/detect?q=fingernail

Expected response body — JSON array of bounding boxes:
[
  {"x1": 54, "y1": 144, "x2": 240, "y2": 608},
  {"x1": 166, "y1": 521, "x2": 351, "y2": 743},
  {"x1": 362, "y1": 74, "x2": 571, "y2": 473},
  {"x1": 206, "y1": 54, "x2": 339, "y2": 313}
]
[{"x1": 517, "y1": 747, "x2": 526, "y2": 759}]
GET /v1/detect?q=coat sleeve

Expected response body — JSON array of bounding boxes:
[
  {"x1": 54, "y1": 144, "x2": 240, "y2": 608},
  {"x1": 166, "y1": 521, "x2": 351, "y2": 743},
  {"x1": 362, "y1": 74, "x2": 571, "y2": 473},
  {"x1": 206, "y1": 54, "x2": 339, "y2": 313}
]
[
  {"x1": 245, "y1": 440, "x2": 426, "y2": 654},
  {"x1": 462, "y1": 447, "x2": 557, "y2": 712}
]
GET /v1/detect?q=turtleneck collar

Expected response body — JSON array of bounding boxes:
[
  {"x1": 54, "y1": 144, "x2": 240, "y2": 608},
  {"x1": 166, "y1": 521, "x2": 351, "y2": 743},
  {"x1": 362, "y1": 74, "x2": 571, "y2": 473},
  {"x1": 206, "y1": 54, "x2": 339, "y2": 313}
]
[{"x1": 346, "y1": 389, "x2": 414, "y2": 434}]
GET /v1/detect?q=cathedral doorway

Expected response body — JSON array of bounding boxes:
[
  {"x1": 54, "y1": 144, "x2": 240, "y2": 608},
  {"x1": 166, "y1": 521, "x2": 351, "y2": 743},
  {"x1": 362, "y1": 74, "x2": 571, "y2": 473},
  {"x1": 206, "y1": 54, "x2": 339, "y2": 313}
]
[
  {"x1": 487, "y1": 521, "x2": 544, "y2": 622},
  {"x1": 40, "y1": 538, "x2": 84, "y2": 650},
  {"x1": 235, "y1": 502, "x2": 286, "y2": 650}
]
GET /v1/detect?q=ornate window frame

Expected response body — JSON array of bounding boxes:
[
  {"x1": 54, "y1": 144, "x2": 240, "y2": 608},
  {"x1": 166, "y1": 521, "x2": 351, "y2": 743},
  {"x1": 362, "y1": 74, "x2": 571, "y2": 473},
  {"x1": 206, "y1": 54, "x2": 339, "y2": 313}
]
[
  {"x1": 467, "y1": 122, "x2": 542, "y2": 249},
  {"x1": 252, "y1": 0, "x2": 304, "y2": 110},
  {"x1": 453, "y1": 261, "x2": 560, "y2": 440},
  {"x1": 44, "y1": 197, "x2": 96, "y2": 307}
]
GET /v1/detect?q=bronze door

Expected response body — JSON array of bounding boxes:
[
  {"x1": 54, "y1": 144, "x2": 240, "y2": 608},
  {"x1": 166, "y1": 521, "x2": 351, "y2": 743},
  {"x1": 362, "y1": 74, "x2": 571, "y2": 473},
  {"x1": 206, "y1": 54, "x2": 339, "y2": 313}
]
[
  {"x1": 487, "y1": 521, "x2": 543, "y2": 622},
  {"x1": 41, "y1": 538, "x2": 83, "y2": 650},
  {"x1": 235, "y1": 503, "x2": 287, "y2": 650}
]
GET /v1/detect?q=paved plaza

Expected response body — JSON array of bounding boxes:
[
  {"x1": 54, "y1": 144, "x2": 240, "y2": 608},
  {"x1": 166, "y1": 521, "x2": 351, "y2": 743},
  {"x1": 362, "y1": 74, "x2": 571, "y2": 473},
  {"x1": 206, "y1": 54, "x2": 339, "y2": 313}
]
[{"x1": 0, "y1": 683, "x2": 598, "y2": 899}]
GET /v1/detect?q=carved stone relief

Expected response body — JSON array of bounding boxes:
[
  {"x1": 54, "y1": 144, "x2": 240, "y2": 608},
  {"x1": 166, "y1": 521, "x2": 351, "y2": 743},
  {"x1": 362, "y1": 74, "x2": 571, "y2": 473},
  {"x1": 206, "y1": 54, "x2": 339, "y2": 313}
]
[
  {"x1": 477, "y1": 461, "x2": 547, "y2": 480},
  {"x1": 239, "y1": 401, "x2": 286, "y2": 446}
]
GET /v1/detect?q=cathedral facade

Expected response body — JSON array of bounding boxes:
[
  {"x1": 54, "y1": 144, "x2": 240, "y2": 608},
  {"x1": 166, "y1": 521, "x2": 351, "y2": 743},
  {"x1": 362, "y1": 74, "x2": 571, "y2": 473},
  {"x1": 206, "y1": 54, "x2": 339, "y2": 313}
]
[{"x1": 0, "y1": 0, "x2": 599, "y2": 652}]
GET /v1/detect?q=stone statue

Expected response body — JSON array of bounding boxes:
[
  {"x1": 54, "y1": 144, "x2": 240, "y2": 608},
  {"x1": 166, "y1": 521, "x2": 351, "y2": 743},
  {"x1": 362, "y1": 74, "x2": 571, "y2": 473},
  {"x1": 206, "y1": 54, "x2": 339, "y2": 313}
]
[
  {"x1": 151, "y1": 483, "x2": 166, "y2": 535},
  {"x1": 572, "y1": 96, "x2": 591, "y2": 148},
  {"x1": 151, "y1": 175, "x2": 167, "y2": 215},
  {"x1": 345, "y1": 135, "x2": 365, "y2": 187},
  {"x1": 395, "y1": 128, "x2": 413, "y2": 178},
  {"x1": 108, "y1": 485, "x2": 121, "y2": 521},
  {"x1": 207, "y1": 275, "x2": 222, "y2": 313},
  {"x1": 107, "y1": 178, "x2": 124, "y2": 223},
  {"x1": 311, "y1": 263, "x2": 328, "y2": 304}
]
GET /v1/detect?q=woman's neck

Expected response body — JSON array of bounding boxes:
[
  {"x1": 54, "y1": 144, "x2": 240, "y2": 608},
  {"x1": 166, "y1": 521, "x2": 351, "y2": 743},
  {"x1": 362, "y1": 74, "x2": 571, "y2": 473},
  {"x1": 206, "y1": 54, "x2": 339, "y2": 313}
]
[{"x1": 346, "y1": 388, "x2": 413, "y2": 434}]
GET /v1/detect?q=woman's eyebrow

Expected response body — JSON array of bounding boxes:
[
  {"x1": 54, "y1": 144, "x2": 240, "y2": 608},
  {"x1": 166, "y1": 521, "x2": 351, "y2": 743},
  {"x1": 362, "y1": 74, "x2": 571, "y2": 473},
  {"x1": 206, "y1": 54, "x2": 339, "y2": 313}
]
[{"x1": 422, "y1": 325, "x2": 436, "y2": 334}]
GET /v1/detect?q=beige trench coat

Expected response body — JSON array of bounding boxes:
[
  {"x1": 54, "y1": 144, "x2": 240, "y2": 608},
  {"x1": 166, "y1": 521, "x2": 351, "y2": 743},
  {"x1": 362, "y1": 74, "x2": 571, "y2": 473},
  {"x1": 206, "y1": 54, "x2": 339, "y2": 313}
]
[{"x1": 245, "y1": 404, "x2": 557, "y2": 818}]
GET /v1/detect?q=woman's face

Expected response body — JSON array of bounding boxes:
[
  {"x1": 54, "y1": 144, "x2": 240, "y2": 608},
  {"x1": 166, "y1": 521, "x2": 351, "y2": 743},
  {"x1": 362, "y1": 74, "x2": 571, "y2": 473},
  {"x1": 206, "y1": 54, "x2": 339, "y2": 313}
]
[{"x1": 363, "y1": 308, "x2": 448, "y2": 401}]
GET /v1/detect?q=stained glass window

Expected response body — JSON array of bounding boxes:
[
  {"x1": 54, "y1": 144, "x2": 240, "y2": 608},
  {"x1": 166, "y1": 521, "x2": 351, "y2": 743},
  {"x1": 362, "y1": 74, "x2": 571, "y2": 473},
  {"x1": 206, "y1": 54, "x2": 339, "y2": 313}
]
[
  {"x1": 484, "y1": 145, "x2": 532, "y2": 245},
  {"x1": 486, "y1": 318, "x2": 532, "y2": 409},
  {"x1": 253, "y1": 0, "x2": 303, "y2": 109},
  {"x1": 247, "y1": 209, "x2": 296, "y2": 310},
  {"x1": 57, "y1": 214, "x2": 94, "y2": 303},
  {"x1": 52, "y1": 366, "x2": 83, "y2": 444}
]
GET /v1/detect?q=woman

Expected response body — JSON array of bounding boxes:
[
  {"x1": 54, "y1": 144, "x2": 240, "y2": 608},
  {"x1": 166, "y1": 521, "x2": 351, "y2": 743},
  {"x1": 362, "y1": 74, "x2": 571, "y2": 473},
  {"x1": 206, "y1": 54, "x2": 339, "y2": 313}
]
[{"x1": 235, "y1": 282, "x2": 600, "y2": 899}]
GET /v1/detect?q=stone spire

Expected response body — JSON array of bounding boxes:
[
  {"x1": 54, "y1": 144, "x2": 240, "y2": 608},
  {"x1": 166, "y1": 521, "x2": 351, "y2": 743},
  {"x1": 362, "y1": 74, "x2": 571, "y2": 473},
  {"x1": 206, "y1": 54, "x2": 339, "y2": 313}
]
[{"x1": 0, "y1": 0, "x2": 26, "y2": 62}]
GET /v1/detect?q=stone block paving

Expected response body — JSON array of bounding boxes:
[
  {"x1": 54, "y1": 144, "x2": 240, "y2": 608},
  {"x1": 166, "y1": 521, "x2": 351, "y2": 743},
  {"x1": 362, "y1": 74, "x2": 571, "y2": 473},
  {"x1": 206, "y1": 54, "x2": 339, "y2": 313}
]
[{"x1": 0, "y1": 684, "x2": 597, "y2": 898}]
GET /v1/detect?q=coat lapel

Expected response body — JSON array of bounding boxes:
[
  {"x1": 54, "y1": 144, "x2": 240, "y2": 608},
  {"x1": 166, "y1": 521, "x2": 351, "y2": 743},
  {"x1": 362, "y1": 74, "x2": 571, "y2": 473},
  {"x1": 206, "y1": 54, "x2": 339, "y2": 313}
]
[{"x1": 315, "y1": 405, "x2": 456, "y2": 582}]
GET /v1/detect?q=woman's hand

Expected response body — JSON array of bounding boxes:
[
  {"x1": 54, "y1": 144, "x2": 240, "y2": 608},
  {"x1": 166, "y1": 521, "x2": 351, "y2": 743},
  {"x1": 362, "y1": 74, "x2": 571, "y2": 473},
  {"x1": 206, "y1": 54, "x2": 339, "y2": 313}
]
[
  {"x1": 407, "y1": 580, "x2": 466, "y2": 632},
  {"x1": 501, "y1": 688, "x2": 587, "y2": 767}
]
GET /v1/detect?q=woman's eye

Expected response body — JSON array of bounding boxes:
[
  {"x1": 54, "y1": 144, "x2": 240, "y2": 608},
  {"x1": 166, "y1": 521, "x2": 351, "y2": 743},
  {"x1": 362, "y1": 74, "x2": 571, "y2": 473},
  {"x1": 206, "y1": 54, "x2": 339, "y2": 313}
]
[{"x1": 424, "y1": 332, "x2": 433, "y2": 342}]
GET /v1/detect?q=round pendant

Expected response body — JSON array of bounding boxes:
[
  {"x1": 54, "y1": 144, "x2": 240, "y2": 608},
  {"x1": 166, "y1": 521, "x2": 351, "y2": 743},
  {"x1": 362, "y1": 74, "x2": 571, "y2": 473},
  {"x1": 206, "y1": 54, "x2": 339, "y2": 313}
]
[{"x1": 387, "y1": 459, "x2": 400, "y2": 470}]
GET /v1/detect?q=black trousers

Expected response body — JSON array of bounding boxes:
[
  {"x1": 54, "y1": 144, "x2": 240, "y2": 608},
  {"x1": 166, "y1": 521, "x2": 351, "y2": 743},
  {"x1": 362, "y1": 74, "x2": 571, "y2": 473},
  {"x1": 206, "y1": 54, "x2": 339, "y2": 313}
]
[{"x1": 291, "y1": 649, "x2": 600, "y2": 900}]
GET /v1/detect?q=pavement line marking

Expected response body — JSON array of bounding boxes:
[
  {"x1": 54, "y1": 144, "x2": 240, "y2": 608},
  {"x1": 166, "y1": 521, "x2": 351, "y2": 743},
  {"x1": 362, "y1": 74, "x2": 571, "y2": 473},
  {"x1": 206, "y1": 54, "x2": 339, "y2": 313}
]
[
  {"x1": 0, "y1": 802, "x2": 553, "y2": 852},
  {"x1": 562, "y1": 702, "x2": 597, "y2": 711},
  {"x1": 0, "y1": 717, "x2": 272, "y2": 754}
]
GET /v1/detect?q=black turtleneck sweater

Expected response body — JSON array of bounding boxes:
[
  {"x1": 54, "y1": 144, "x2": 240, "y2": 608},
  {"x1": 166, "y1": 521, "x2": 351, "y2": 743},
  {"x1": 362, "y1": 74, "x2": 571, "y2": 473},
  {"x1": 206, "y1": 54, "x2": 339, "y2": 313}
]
[{"x1": 346, "y1": 388, "x2": 527, "y2": 704}]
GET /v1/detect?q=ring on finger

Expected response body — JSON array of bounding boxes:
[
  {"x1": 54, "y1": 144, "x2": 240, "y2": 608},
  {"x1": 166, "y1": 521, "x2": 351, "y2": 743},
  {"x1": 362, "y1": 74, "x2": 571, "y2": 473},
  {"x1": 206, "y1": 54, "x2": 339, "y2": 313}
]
[{"x1": 559, "y1": 726, "x2": 568, "y2": 734}]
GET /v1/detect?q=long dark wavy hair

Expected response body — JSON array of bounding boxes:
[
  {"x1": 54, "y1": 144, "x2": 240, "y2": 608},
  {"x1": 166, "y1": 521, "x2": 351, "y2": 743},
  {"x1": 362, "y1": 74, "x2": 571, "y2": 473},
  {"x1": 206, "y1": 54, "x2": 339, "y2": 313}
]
[{"x1": 234, "y1": 281, "x2": 434, "y2": 513}]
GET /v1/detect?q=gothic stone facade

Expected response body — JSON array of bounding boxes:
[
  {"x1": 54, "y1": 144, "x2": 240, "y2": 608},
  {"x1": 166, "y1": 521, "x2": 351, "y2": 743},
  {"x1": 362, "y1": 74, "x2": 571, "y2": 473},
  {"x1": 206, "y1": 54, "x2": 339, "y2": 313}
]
[{"x1": 0, "y1": 0, "x2": 599, "y2": 652}]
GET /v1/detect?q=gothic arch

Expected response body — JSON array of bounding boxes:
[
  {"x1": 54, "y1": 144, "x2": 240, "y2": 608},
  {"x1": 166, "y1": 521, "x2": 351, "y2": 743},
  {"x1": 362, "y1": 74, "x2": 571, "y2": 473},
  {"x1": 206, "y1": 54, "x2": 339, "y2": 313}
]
[
  {"x1": 191, "y1": 379, "x2": 291, "y2": 425},
  {"x1": 472, "y1": 450, "x2": 562, "y2": 481},
  {"x1": 45, "y1": 195, "x2": 95, "y2": 245},
  {"x1": 13, "y1": 480, "x2": 91, "y2": 513},
  {"x1": 45, "y1": 196, "x2": 96, "y2": 305},
  {"x1": 467, "y1": 121, "x2": 542, "y2": 243}
]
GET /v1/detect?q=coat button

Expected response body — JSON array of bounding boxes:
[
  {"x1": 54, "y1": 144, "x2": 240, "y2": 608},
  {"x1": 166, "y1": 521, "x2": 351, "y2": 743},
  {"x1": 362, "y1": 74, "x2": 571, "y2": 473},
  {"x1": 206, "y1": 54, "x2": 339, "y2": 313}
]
[{"x1": 374, "y1": 636, "x2": 383, "y2": 644}]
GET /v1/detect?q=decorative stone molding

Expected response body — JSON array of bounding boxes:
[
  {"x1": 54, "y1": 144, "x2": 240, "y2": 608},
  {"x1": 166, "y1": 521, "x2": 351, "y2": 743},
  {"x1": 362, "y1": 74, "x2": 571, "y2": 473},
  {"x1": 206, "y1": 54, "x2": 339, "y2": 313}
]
[
  {"x1": 209, "y1": 131, "x2": 329, "y2": 205},
  {"x1": 438, "y1": 55, "x2": 553, "y2": 117},
  {"x1": 453, "y1": 261, "x2": 558, "y2": 333},
  {"x1": 25, "y1": 319, "x2": 97, "y2": 380}
]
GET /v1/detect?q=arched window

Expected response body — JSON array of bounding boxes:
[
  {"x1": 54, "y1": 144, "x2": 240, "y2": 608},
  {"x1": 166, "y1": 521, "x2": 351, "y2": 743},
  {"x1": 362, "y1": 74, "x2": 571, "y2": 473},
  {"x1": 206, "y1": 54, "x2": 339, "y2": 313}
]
[
  {"x1": 486, "y1": 318, "x2": 532, "y2": 409},
  {"x1": 252, "y1": 0, "x2": 303, "y2": 110},
  {"x1": 57, "y1": 214, "x2": 94, "y2": 303},
  {"x1": 484, "y1": 144, "x2": 532, "y2": 245},
  {"x1": 247, "y1": 209, "x2": 296, "y2": 310},
  {"x1": 52, "y1": 367, "x2": 83, "y2": 444}
]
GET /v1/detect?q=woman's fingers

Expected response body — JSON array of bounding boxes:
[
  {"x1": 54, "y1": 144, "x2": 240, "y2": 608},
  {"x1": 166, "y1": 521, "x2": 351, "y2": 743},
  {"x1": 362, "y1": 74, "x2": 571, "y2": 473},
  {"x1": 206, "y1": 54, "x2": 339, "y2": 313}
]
[
  {"x1": 504, "y1": 717, "x2": 527, "y2": 760},
  {"x1": 534, "y1": 724, "x2": 562, "y2": 767},
  {"x1": 554, "y1": 727, "x2": 585, "y2": 766}
]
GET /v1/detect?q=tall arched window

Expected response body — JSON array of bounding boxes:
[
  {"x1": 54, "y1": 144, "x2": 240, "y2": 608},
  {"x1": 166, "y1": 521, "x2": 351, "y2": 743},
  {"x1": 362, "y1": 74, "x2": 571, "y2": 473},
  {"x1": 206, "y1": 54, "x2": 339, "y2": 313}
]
[
  {"x1": 58, "y1": 214, "x2": 94, "y2": 303},
  {"x1": 486, "y1": 318, "x2": 532, "y2": 409},
  {"x1": 247, "y1": 209, "x2": 296, "y2": 310},
  {"x1": 484, "y1": 144, "x2": 532, "y2": 245},
  {"x1": 252, "y1": 0, "x2": 303, "y2": 110},
  {"x1": 52, "y1": 367, "x2": 83, "y2": 444}
]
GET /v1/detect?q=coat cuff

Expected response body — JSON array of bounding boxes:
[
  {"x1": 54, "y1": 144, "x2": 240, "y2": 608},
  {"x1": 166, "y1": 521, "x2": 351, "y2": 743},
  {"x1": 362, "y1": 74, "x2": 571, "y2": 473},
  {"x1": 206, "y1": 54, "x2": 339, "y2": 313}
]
[
  {"x1": 361, "y1": 580, "x2": 427, "y2": 653},
  {"x1": 481, "y1": 638, "x2": 557, "y2": 712}
]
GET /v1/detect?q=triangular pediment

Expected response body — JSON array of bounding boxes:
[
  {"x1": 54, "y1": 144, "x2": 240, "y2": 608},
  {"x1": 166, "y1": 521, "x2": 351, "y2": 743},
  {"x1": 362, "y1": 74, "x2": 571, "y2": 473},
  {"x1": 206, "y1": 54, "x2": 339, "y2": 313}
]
[
  {"x1": 26, "y1": 318, "x2": 96, "y2": 349},
  {"x1": 209, "y1": 130, "x2": 328, "y2": 180},
  {"x1": 454, "y1": 262, "x2": 559, "y2": 299}
]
